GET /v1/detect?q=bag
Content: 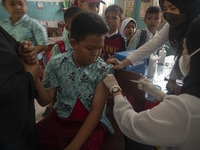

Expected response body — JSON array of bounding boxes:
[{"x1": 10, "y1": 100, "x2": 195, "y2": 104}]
[
  {"x1": 43, "y1": 40, "x2": 66, "y2": 66},
  {"x1": 136, "y1": 29, "x2": 147, "y2": 49}
]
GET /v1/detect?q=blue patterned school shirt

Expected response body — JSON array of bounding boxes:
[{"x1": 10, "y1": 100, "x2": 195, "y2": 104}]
[
  {"x1": 42, "y1": 48, "x2": 114, "y2": 134},
  {"x1": 0, "y1": 14, "x2": 48, "y2": 59}
]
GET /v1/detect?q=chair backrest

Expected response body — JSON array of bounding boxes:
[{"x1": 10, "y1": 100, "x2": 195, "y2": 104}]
[
  {"x1": 114, "y1": 69, "x2": 145, "y2": 112},
  {"x1": 103, "y1": 70, "x2": 146, "y2": 150}
]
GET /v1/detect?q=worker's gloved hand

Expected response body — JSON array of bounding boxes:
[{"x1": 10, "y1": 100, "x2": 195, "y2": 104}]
[
  {"x1": 103, "y1": 74, "x2": 122, "y2": 94},
  {"x1": 138, "y1": 78, "x2": 166, "y2": 102}
]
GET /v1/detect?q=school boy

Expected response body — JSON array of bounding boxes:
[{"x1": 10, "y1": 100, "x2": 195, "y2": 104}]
[
  {"x1": 41, "y1": 6, "x2": 84, "y2": 117},
  {"x1": 127, "y1": 6, "x2": 163, "y2": 50},
  {"x1": 101, "y1": 4, "x2": 126, "y2": 61},
  {"x1": 34, "y1": 11, "x2": 114, "y2": 150},
  {"x1": 50, "y1": 6, "x2": 84, "y2": 58},
  {"x1": 0, "y1": 0, "x2": 48, "y2": 60}
]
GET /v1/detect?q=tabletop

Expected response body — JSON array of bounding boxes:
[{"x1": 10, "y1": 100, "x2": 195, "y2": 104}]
[{"x1": 144, "y1": 55, "x2": 183, "y2": 101}]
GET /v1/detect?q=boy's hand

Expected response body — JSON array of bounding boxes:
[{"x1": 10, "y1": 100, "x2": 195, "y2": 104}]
[
  {"x1": 166, "y1": 79, "x2": 182, "y2": 94},
  {"x1": 18, "y1": 41, "x2": 37, "y2": 65},
  {"x1": 20, "y1": 58, "x2": 41, "y2": 81}
]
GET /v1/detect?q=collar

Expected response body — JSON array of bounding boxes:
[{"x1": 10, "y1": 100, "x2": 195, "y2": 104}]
[
  {"x1": 106, "y1": 30, "x2": 118, "y2": 38},
  {"x1": 7, "y1": 14, "x2": 29, "y2": 26},
  {"x1": 146, "y1": 27, "x2": 158, "y2": 39},
  {"x1": 64, "y1": 48, "x2": 94, "y2": 69}
]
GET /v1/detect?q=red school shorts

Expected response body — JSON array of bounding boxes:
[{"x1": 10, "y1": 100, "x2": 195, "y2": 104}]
[{"x1": 36, "y1": 99, "x2": 106, "y2": 150}]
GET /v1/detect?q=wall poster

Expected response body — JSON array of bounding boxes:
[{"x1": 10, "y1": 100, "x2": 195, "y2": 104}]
[
  {"x1": 118, "y1": 0, "x2": 135, "y2": 18},
  {"x1": 140, "y1": 0, "x2": 153, "y2": 19}
]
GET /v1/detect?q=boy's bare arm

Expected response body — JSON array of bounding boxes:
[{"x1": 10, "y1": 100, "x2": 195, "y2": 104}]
[
  {"x1": 35, "y1": 45, "x2": 48, "y2": 54},
  {"x1": 34, "y1": 79, "x2": 56, "y2": 107},
  {"x1": 65, "y1": 80, "x2": 109, "y2": 150}
]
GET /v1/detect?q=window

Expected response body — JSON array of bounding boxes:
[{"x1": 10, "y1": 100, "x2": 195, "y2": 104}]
[{"x1": 99, "y1": 0, "x2": 115, "y2": 16}]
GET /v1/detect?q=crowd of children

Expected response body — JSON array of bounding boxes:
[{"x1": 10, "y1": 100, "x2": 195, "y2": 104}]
[
  {"x1": 0, "y1": 0, "x2": 170, "y2": 149},
  {"x1": 126, "y1": 6, "x2": 163, "y2": 50}
]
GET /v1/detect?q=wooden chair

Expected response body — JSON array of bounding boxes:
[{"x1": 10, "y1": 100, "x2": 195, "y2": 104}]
[{"x1": 103, "y1": 69, "x2": 145, "y2": 150}]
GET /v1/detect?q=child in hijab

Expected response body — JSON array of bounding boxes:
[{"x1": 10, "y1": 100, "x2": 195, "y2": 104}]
[{"x1": 120, "y1": 18, "x2": 137, "y2": 47}]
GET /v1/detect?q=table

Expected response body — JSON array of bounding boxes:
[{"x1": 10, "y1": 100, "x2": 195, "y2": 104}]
[{"x1": 144, "y1": 55, "x2": 183, "y2": 101}]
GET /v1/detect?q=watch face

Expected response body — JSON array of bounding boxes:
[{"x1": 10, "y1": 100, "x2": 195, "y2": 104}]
[{"x1": 112, "y1": 87, "x2": 120, "y2": 93}]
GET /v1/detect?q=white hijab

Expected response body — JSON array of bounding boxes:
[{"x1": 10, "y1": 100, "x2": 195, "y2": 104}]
[{"x1": 120, "y1": 18, "x2": 137, "y2": 38}]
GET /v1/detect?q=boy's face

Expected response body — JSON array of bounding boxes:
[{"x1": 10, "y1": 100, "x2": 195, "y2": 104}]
[
  {"x1": 79, "y1": 1, "x2": 100, "y2": 14},
  {"x1": 124, "y1": 21, "x2": 136, "y2": 38},
  {"x1": 105, "y1": 11, "x2": 122, "y2": 34},
  {"x1": 144, "y1": 13, "x2": 163, "y2": 33},
  {"x1": 70, "y1": 34, "x2": 105, "y2": 67},
  {"x1": 3, "y1": 0, "x2": 27, "y2": 21}
]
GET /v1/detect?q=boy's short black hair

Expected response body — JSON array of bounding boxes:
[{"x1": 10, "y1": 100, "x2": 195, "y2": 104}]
[
  {"x1": 64, "y1": 6, "x2": 84, "y2": 24},
  {"x1": 70, "y1": 11, "x2": 109, "y2": 43},
  {"x1": 105, "y1": 4, "x2": 123, "y2": 20},
  {"x1": 145, "y1": 6, "x2": 162, "y2": 19}
]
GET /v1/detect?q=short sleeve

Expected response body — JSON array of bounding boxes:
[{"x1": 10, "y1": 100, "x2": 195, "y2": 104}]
[{"x1": 95, "y1": 58, "x2": 113, "y2": 84}]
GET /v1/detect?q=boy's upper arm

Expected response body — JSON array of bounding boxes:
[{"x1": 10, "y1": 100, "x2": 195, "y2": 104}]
[{"x1": 91, "y1": 80, "x2": 109, "y2": 111}]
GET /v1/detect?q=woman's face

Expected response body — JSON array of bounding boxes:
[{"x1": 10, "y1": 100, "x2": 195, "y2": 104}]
[{"x1": 162, "y1": 0, "x2": 180, "y2": 14}]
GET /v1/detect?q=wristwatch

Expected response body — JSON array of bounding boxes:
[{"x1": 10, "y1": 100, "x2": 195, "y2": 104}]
[{"x1": 111, "y1": 87, "x2": 122, "y2": 94}]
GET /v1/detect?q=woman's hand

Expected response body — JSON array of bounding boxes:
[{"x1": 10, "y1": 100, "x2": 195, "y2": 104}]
[
  {"x1": 138, "y1": 78, "x2": 166, "y2": 102},
  {"x1": 106, "y1": 58, "x2": 125, "y2": 70},
  {"x1": 103, "y1": 74, "x2": 121, "y2": 94},
  {"x1": 20, "y1": 58, "x2": 41, "y2": 81}
]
